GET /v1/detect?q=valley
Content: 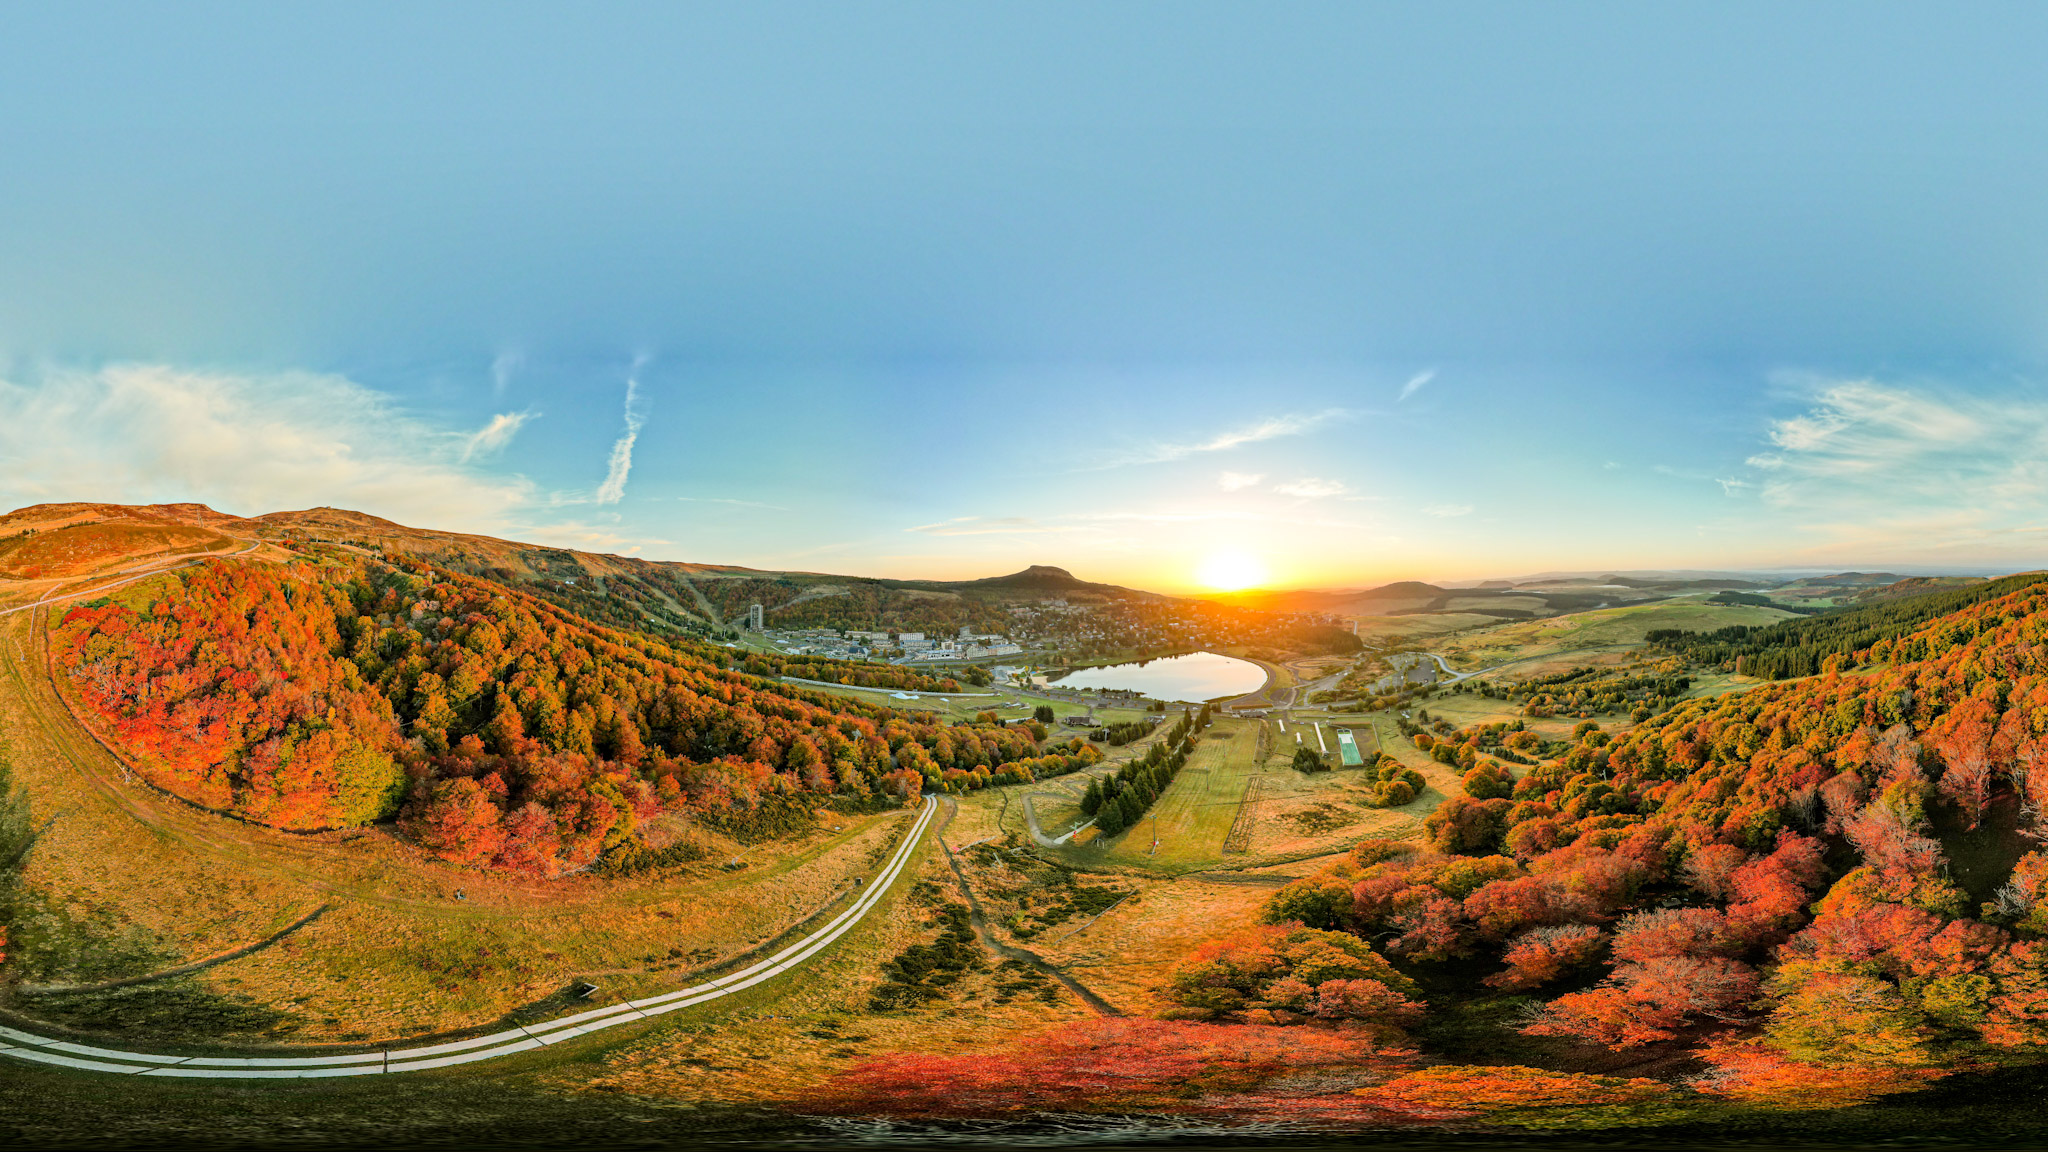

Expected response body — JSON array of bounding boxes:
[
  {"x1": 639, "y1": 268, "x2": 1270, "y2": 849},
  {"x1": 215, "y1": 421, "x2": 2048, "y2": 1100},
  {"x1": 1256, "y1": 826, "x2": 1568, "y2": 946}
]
[{"x1": 6, "y1": 500, "x2": 2048, "y2": 1140}]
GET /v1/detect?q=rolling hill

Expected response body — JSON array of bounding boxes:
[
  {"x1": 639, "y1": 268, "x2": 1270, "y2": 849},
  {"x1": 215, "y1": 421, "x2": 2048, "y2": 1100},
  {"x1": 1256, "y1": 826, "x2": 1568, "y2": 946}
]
[{"x1": 0, "y1": 503, "x2": 1184, "y2": 637}]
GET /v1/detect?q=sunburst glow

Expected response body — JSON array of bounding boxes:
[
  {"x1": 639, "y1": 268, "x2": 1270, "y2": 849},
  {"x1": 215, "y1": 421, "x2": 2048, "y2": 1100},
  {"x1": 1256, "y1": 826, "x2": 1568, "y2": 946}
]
[{"x1": 1195, "y1": 551, "x2": 1268, "y2": 591}]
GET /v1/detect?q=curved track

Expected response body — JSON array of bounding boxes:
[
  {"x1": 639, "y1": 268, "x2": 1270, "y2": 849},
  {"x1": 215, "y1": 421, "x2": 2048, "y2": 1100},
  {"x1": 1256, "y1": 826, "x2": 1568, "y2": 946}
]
[
  {"x1": 0, "y1": 800, "x2": 936, "y2": 1078},
  {"x1": 0, "y1": 541, "x2": 260, "y2": 618}
]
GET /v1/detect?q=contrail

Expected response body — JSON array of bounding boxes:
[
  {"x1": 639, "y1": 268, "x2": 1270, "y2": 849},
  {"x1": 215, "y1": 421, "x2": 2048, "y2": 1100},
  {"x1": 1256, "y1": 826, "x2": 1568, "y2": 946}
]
[{"x1": 595, "y1": 358, "x2": 649, "y2": 505}]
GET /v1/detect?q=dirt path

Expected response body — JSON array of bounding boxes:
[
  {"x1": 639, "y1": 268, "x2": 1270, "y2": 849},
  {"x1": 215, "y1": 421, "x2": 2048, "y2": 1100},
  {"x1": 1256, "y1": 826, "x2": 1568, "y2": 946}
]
[
  {"x1": 934, "y1": 797, "x2": 1121, "y2": 1016},
  {"x1": 1022, "y1": 792, "x2": 1093, "y2": 848}
]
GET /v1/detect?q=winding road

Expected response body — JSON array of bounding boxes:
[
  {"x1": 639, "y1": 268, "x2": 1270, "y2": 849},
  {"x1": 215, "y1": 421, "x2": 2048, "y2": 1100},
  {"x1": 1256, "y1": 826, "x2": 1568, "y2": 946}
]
[
  {"x1": 0, "y1": 541, "x2": 260, "y2": 619},
  {"x1": 0, "y1": 799, "x2": 937, "y2": 1078}
]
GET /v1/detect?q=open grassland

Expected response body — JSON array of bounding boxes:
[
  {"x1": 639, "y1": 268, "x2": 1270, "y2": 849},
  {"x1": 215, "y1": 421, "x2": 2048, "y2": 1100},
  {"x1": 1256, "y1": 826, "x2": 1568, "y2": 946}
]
[
  {"x1": 1349, "y1": 612, "x2": 1503, "y2": 642},
  {"x1": 0, "y1": 607, "x2": 938, "y2": 1048},
  {"x1": 1440, "y1": 598, "x2": 1796, "y2": 677},
  {"x1": 997, "y1": 866, "x2": 1272, "y2": 1017},
  {"x1": 0, "y1": 536, "x2": 276, "y2": 615},
  {"x1": 0, "y1": 522, "x2": 236, "y2": 580},
  {"x1": 552, "y1": 839, "x2": 1101, "y2": 1104},
  {"x1": 1344, "y1": 688, "x2": 1588, "y2": 742}
]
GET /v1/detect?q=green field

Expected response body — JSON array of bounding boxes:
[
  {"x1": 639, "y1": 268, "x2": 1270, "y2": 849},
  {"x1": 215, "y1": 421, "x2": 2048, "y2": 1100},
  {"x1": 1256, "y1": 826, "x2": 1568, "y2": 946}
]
[
  {"x1": 1097, "y1": 713, "x2": 1253, "y2": 865},
  {"x1": 1100, "y1": 719, "x2": 1265, "y2": 868}
]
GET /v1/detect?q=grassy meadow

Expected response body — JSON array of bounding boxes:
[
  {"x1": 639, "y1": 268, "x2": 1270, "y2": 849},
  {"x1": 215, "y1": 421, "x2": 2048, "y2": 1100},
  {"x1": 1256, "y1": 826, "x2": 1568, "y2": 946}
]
[{"x1": 1437, "y1": 597, "x2": 1795, "y2": 676}]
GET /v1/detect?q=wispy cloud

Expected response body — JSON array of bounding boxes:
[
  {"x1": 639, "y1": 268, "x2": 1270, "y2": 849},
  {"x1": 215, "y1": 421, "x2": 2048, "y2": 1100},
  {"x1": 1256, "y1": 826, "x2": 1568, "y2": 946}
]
[
  {"x1": 1423, "y1": 503, "x2": 1474, "y2": 517},
  {"x1": 1746, "y1": 378, "x2": 2041, "y2": 509},
  {"x1": 1398, "y1": 370, "x2": 1436, "y2": 402},
  {"x1": 1217, "y1": 471, "x2": 1264, "y2": 491},
  {"x1": 1093, "y1": 408, "x2": 1354, "y2": 469},
  {"x1": 516, "y1": 519, "x2": 676, "y2": 557},
  {"x1": 458, "y1": 411, "x2": 534, "y2": 462},
  {"x1": 1729, "y1": 376, "x2": 2048, "y2": 562},
  {"x1": 0, "y1": 363, "x2": 535, "y2": 529},
  {"x1": 1275, "y1": 477, "x2": 1350, "y2": 499},
  {"x1": 490, "y1": 350, "x2": 521, "y2": 398},
  {"x1": 594, "y1": 358, "x2": 650, "y2": 506},
  {"x1": 907, "y1": 516, "x2": 1059, "y2": 537}
]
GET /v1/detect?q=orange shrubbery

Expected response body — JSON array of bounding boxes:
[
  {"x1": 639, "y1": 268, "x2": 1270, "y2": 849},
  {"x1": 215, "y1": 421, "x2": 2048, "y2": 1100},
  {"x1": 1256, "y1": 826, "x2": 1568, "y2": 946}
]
[
  {"x1": 1223, "y1": 579, "x2": 2048, "y2": 1095},
  {"x1": 805, "y1": 1017, "x2": 1418, "y2": 1120}
]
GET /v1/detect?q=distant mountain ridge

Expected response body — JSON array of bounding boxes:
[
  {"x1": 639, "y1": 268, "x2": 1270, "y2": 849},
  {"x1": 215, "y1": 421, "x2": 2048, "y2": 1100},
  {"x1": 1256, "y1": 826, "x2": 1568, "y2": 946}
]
[
  {"x1": 0, "y1": 502, "x2": 1178, "y2": 606},
  {"x1": 928, "y1": 564, "x2": 1164, "y2": 601}
]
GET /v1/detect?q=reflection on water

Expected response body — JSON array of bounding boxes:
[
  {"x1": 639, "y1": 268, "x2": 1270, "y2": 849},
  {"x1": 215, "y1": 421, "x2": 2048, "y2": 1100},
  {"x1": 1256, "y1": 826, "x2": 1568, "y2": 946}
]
[{"x1": 1047, "y1": 651, "x2": 1268, "y2": 702}]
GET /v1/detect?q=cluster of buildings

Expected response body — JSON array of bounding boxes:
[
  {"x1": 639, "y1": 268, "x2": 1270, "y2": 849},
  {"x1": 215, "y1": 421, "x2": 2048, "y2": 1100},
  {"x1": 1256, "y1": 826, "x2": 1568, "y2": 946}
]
[
  {"x1": 745, "y1": 610, "x2": 1023, "y2": 664},
  {"x1": 888, "y1": 625, "x2": 1026, "y2": 663}
]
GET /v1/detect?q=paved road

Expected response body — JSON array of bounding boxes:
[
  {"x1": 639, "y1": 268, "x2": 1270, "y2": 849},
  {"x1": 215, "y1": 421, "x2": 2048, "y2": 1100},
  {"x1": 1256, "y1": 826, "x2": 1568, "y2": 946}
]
[
  {"x1": 0, "y1": 542, "x2": 259, "y2": 619},
  {"x1": 0, "y1": 800, "x2": 937, "y2": 1078},
  {"x1": 1421, "y1": 652, "x2": 1472, "y2": 682}
]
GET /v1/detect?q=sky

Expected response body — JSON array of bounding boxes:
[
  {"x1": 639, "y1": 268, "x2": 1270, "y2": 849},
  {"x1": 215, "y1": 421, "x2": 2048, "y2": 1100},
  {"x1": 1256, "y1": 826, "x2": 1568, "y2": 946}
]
[{"x1": 3, "y1": 2, "x2": 2047, "y2": 593}]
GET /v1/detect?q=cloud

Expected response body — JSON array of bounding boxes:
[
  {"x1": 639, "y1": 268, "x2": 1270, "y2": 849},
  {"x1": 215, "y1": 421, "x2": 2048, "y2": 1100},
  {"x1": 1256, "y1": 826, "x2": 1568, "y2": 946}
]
[
  {"x1": 1716, "y1": 478, "x2": 1751, "y2": 496},
  {"x1": 907, "y1": 516, "x2": 1057, "y2": 536},
  {"x1": 1275, "y1": 477, "x2": 1349, "y2": 499},
  {"x1": 1397, "y1": 370, "x2": 1436, "y2": 402},
  {"x1": 594, "y1": 359, "x2": 650, "y2": 506},
  {"x1": 1423, "y1": 503, "x2": 1474, "y2": 517},
  {"x1": 1747, "y1": 379, "x2": 2045, "y2": 510},
  {"x1": 1094, "y1": 408, "x2": 1354, "y2": 469},
  {"x1": 490, "y1": 349, "x2": 521, "y2": 398},
  {"x1": 516, "y1": 519, "x2": 677, "y2": 557},
  {"x1": 0, "y1": 363, "x2": 535, "y2": 529},
  {"x1": 1217, "y1": 471, "x2": 1264, "y2": 491},
  {"x1": 1722, "y1": 376, "x2": 2048, "y2": 563},
  {"x1": 458, "y1": 411, "x2": 534, "y2": 462}
]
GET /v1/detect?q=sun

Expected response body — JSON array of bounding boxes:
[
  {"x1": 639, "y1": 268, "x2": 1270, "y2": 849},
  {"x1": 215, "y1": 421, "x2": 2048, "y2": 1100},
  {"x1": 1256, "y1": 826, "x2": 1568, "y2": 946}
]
[{"x1": 1195, "y1": 551, "x2": 1268, "y2": 591}]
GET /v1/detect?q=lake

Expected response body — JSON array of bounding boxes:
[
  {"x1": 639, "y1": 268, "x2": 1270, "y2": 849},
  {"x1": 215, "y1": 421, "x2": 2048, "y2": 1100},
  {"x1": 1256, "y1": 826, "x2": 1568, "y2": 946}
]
[{"x1": 1047, "y1": 650, "x2": 1268, "y2": 702}]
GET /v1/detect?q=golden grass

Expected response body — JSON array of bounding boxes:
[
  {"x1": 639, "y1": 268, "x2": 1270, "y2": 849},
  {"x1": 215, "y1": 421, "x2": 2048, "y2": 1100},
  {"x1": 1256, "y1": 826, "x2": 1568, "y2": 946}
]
[
  {"x1": 1103, "y1": 720, "x2": 1264, "y2": 868},
  {"x1": 555, "y1": 846, "x2": 1098, "y2": 1103},
  {"x1": 0, "y1": 522, "x2": 235, "y2": 580},
  {"x1": 1439, "y1": 599, "x2": 1795, "y2": 676},
  {"x1": 0, "y1": 607, "x2": 933, "y2": 1045}
]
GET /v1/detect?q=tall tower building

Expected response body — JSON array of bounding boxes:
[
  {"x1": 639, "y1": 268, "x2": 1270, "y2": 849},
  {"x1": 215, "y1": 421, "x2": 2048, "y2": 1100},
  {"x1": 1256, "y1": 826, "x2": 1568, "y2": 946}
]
[{"x1": 748, "y1": 603, "x2": 764, "y2": 631}]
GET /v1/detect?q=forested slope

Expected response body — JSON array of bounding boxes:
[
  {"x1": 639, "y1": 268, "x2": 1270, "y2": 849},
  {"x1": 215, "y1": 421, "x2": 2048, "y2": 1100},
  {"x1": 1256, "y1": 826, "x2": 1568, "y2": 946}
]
[
  {"x1": 1649, "y1": 570, "x2": 2048, "y2": 679},
  {"x1": 1195, "y1": 577, "x2": 2048, "y2": 1105},
  {"x1": 50, "y1": 555, "x2": 1100, "y2": 873}
]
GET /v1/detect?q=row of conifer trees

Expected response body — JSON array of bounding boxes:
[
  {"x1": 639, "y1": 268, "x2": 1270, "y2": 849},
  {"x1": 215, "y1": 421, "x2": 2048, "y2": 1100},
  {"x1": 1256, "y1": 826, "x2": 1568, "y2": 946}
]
[{"x1": 1076, "y1": 704, "x2": 1212, "y2": 839}]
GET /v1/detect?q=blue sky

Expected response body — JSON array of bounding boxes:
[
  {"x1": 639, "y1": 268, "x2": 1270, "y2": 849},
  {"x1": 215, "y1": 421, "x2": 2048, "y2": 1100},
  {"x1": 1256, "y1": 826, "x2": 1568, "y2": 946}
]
[{"x1": 3, "y1": 3, "x2": 2047, "y2": 591}]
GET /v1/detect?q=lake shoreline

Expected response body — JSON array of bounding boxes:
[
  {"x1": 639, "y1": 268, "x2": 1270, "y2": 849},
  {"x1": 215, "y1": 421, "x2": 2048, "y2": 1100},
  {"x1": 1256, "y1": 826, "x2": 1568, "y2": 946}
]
[{"x1": 1045, "y1": 649, "x2": 1271, "y2": 703}]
